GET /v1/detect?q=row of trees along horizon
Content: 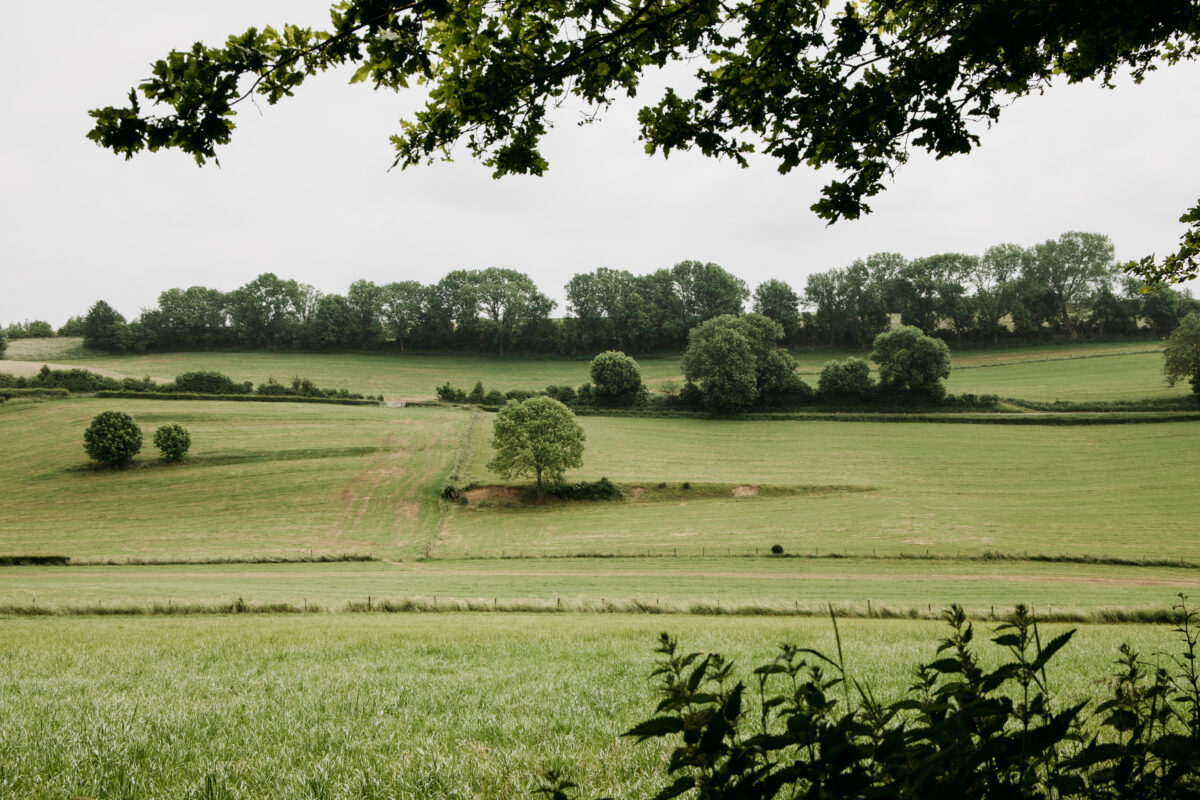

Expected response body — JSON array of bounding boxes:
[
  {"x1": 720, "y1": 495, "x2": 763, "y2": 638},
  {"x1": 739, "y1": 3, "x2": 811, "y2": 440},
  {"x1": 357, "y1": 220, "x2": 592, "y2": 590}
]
[{"x1": 10, "y1": 231, "x2": 1199, "y2": 357}]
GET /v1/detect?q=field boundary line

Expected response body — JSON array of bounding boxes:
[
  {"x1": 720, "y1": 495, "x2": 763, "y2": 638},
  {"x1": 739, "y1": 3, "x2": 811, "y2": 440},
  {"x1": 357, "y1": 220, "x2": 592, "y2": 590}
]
[{"x1": 0, "y1": 596, "x2": 1180, "y2": 624}]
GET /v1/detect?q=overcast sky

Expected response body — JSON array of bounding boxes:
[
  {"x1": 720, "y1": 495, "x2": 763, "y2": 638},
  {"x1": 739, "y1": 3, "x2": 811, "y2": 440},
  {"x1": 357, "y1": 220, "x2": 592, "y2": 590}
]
[{"x1": 2, "y1": 2, "x2": 1199, "y2": 327}]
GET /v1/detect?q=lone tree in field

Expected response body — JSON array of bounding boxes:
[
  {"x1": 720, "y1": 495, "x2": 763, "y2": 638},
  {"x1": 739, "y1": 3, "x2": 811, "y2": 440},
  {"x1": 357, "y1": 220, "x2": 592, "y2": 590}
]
[
  {"x1": 488, "y1": 396, "x2": 585, "y2": 499},
  {"x1": 871, "y1": 325, "x2": 952, "y2": 401},
  {"x1": 153, "y1": 423, "x2": 192, "y2": 462},
  {"x1": 83, "y1": 411, "x2": 143, "y2": 467},
  {"x1": 1164, "y1": 312, "x2": 1200, "y2": 397},
  {"x1": 589, "y1": 351, "x2": 644, "y2": 407}
]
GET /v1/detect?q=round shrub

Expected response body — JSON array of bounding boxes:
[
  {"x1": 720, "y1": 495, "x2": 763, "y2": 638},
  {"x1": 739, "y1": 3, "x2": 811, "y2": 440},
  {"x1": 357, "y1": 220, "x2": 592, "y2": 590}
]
[
  {"x1": 83, "y1": 411, "x2": 143, "y2": 466},
  {"x1": 589, "y1": 351, "x2": 646, "y2": 407},
  {"x1": 153, "y1": 423, "x2": 191, "y2": 462},
  {"x1": 175, "y1": 370, "x2": 240, "y2": 395},
  {"x1": 770, "y1": 544, "x2": 784, "y2": 555},
  {"x1": 818, "y1": 358, "x2": 874, "y2": 401}
]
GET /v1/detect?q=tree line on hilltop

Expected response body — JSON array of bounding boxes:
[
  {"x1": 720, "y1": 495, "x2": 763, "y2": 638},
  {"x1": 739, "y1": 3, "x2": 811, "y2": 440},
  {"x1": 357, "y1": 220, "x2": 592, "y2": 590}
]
[{"x1": 18, "y1": 232, "x2": 1198, "y2": 358}]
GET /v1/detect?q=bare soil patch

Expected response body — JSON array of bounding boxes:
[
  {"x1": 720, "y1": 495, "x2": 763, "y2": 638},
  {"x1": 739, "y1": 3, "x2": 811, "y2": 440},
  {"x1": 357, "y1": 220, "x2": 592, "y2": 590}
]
[
  {"x1": 464, "y1": 486, "x2": 524, "y2": 505},
  {"x1": 731, "y1": 485, "x2": 759, "y2": 497}
]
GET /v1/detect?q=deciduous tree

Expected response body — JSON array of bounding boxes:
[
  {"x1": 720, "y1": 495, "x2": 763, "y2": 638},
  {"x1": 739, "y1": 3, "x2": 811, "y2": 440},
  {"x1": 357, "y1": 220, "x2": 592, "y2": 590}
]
[
  {"x1": 1164, "y1": 312, "x2": 1200, "y2": 396},
  {"x1": 1027, "y1": 232, "x2": 1116, "y2": 339},
  {"x1": 589, "y1": 351, "x2": 644, "y2": 407},
  {"x1": 488, "y1": 396, "x2": 585, "y2": 499},
  {"x1": 872, "y1": 324, "x2": 951, "y2": 400}
]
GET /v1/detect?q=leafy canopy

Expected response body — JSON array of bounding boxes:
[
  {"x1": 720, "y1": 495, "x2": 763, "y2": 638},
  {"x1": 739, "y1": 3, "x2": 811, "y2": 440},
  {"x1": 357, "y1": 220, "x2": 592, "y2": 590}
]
[
  {"x1": 83, "y1": 411, "x2": 144, "y2": 467},
  {"x1": 871, "y1": 324, "x2": 951, "y2": 397},
  {"x1": 86, "y1": 0, "x2": 1200, "y2": 278},
  {"x1": 1163, "y1": 312, "x2": 1200, "y2": 396},
  {"x1": 681, "y1": 313, "x2": 803, "y2": 414},
  {"x1": 153, "y1": 423, "x2": 192, "y2": 462},
  {"x1": 487, "y1": 396, "x2": 585, "y2": 497},
  {"x1": 588, "y1": 350, "x2": 643, "y2": 407}
]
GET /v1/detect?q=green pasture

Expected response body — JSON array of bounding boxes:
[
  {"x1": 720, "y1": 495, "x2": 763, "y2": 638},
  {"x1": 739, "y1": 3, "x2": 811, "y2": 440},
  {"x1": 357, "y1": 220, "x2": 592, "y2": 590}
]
[
  {"x1": 448, "y1": 415, "x2": 1200, "y2": 560},
  {"x1": 4, "y1": 337, "x2": 1184, "y2": 402},
  {"x1": 1, "y1": 557, "x2": 1197, "y2": 618},
  {"x1": 0, "y1": 613, "x2": 1186, "y2": 800},
  {"x1": 946, "y1": 350, "x2": 1186, "y2": 402},
  {"x1": 4, "y1": 397, "x2": 1198, "y2": 566},
  {"x1": 0, "y1": 398, "x2": 467, "y2": 560},
  {"x1": 2, "y1": 337, "x2": 685, "y2": 399}
]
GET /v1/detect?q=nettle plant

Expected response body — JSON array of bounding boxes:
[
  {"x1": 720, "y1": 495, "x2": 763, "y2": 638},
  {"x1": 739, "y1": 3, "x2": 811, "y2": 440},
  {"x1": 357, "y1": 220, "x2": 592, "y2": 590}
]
[{"x1": 541, "y1": 599, "x2": 1200, "y2": 800}]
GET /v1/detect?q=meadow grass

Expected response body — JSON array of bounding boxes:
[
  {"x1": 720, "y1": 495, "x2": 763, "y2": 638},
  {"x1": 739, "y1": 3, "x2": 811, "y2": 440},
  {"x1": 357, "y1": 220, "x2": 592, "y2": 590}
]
[
  {"x1": 0, "y1": 398, "x2": 467, "y2": 560},
  {"x1": 1, "y1": 557, "x2": 1198, "y2": 619},
  {"x1": 2, "y1": 338, "x2": 685, "y2": 400},
  {"x1": 448, "y1": 415, "x2": 1200, "y2": 560},
  {"x1": 0, "y1": 613, "x2": 1186, "y2": 799},
  {"x1": 4, "y1": 337, "x2": 1184, "y2": 402}
]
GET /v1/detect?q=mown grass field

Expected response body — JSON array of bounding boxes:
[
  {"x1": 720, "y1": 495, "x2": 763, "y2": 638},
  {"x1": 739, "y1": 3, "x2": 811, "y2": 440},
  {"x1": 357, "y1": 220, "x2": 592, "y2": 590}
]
[
  {"x1": 0, "y1": 613, "x2": 1187, "y2": 800},
  {"x1": 4, "y1": 336, "x2": 1187, "y2": 402},
  {"x1": 447, "y1": 415, "x2": 1200, "y2": 561},
  {"x1": 0, "y1": 398, "x2": 470, "y2": 560}
]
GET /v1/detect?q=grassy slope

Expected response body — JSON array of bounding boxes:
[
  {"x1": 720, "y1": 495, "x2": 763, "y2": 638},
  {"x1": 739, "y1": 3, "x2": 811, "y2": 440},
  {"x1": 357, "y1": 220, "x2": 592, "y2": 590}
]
[
  {"x1": 2, "y1": 557, "x2": 1197, "y2": 616},
  {"x1": 0, "y1": 614, "x2": 1182, "y2": 800},
  {"x1": 5, "y1": 337, "x2": 1187, "y2": 402},
  {"x1": 447, "y1": 415, "x2": 1200, "y2": 560},
  {"x1": 0, "y1": 399, "x2": 467, "y2": 560}
]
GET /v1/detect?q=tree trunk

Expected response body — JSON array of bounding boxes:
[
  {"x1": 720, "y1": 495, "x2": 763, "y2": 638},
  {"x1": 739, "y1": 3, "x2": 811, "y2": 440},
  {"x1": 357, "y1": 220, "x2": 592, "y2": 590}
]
[
  {"x1": 1063, "y1": 302, "x2": 1077, "y2": 339},
  {"x1": 535, "y1": 467, "x2": 542, "y2": 500}
]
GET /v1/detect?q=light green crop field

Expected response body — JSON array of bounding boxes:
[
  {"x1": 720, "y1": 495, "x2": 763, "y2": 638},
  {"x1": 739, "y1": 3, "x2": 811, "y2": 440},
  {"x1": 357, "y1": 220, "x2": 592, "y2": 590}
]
[
  {"x1": 0, "y1": 398, "x2": 470, "y2": 560},
  {"x1": 1, "y1": 557, "x2": 1197, "y2": 618},
  {"x1": 0, "y1": 613, "x2": 1186, "y2": 800},
  {"x1": 447, "y1": 414, "x2": 1200, "y2": 560},
  {"x1": 3, "y1": 337, "x2": 1184, "y2": 401},
  {"x1": 2, "y1": 338, "x2": 686, "y2": 399}
]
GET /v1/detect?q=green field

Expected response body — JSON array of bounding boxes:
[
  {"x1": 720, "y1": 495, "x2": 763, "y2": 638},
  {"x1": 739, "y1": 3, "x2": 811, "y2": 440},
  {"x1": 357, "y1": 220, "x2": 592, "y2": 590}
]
[
  {"x1": 3, "y1": 338, "x2": 1198, "y2": 798},
  {"x1": 0, "y1": 613, "x2": 1186, "y2": 800},
  {"x1": 446, "y1": 414, "x2": 1200, "y2": 561},
  {"x1": 1, "y1": 557, "x2": 1196, "y2": 619},
  {"x1": 0, "y1": 398, "x2": 469, "y2": 560},
  {"x1": 4, "y1": 336, "x2": 1187, "y2": 402}
]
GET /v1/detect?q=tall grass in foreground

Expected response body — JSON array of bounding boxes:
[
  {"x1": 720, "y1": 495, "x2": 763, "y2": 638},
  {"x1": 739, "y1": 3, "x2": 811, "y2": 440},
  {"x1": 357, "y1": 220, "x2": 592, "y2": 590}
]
[{"x1": 0, "y1": 614, "x2": 1188, "y2": 799}]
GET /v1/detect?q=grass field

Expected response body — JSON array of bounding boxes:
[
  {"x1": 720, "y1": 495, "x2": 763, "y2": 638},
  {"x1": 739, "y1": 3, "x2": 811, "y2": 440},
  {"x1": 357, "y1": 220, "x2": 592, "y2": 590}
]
[
  {"x1": 446, "y1": 414, "x2": 1200, "y2": 560},
  {"x1": 4, "y1": 337, "x2": 1187, "y2": 402},
  {"x1": 2, "y1": 336, "x2": 1199, "y2": 797},
  {"x1": 1, "y1": 557, "x2": 1197, "y2": 619},
  {"x1": 0, "y1": 613, "x2": 1187, "y2": 800},
  {"x1": 0, "y1": 398, "x2": 470, "y2": 560}
]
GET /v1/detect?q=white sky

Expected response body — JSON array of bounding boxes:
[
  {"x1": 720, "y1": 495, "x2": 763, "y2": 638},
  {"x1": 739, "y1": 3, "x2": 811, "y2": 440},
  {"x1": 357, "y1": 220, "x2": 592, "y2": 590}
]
[{"x1": 2, "y1": 2, "x2": 1199, "y2": 326}]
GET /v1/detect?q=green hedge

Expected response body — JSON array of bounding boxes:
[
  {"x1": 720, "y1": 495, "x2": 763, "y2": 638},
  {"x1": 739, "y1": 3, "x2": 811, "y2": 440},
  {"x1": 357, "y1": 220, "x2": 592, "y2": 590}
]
[
  {"x1": 95, "y1": 391, "x2": 381, "y2": 406},
  {"x1": 0, "y1": 387, "x2": 72, "y2": 399},
  {"x1": 0, "y1": 555, "x2": 70, "y2": 566}
]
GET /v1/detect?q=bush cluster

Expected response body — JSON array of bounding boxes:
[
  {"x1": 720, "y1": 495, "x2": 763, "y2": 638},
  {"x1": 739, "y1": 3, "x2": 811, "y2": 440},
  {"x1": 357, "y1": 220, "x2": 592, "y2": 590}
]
[
  {"x1": 550, "y1": 477, "x2": 623, "y2": 501},
  {"x1": 82, "y1": 412, "x2": 196, "y2": 465},
  {"x1": 3, "y1": 320, "x2": 55, "y2": 339},
  {"x1": 437, "y1": 381, "x2": 550, "y2": 407},
  {"x1": 546, "y1": 601, "x2": 1200, "y2": 800}
]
